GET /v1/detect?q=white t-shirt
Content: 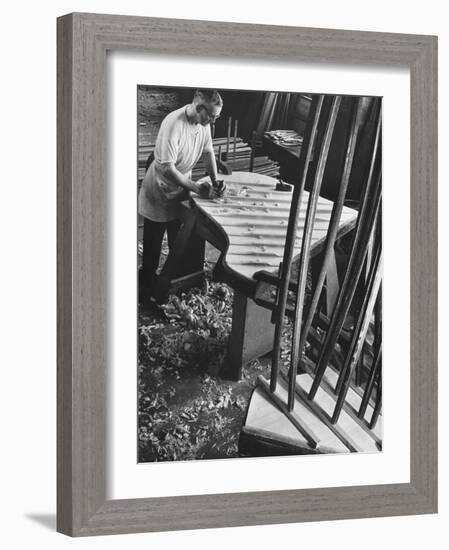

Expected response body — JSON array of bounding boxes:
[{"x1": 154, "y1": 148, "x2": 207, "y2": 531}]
[{"x1": 138, "y1": 105, "x2": 213, "y2": 222}]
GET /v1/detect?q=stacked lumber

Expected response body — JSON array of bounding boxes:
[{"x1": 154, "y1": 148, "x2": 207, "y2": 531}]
[
  {"x1": 137, "y1": 138, "x2": 239, "y2": 182},
  {"x1": 191, "y1": 137, "x2": 247, "y2": 180},
  {"x1": 137, "y1": 135, "x2": 280, "y2": 182},
  {"x1": 224, "y1": 155, "x2": 280, "y2": 178},
  {"x1": 138, "y1": 144, "x2": 154, "y2": 182},
  {"x1": 264, "y1": 129, "x2": 303, "y2": 147},
  {"x1": 218, "y1": 131, "x2": 280, "y2": 178}
]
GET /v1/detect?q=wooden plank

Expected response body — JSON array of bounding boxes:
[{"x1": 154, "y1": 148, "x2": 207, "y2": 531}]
[
  {"x1": 239, "y1": 426, "x2": 322, "y2": 457},
  {"x1": 169, "y1": 270, "x2": 205, "y2": 294},
  {"x1": 289, "y1": 96, "x2": 341, "y2": 409},
  {"x1": 258, "y1": 375, "x2": 356, "y2": 452},
  {"x1": 359, "y1": 345, "x2": 382, "y2": 420},
  {"x1": 369, "y1": 377, "x2": 382, "y2": 429},
  {"x1": 332, "y1": 246, "x2": 383, "y2": 422},
  {"x1": 206, "y1": 206, "x2": 337, "y2": 218},
  {"x1": 294, "y1": 373, "x2": 380, "y2": 453},
  {"x1": 299, "y1": 97, "x2": 366, "y2": 353},
  {"x1": 242, "y1": 390, "x2": 319, "y2": 451},
  {"x1": 261, "y1": 97, "x2": 324, "y2": 393},
  {"x1": 302, "y1": 358, "x2": 383, "y2": 444},
  {"x1": 222, "y1": 292, "x2": 275, "y2": 380},
  {"x1": 257, "y1": 376, "x2": 321, "y2": 450},
  {"x1": 210, "y1": 216, "x2": 328, "y2": 228},
  {"x1": 230, "y1": 264, "x2": 276, "y2": 280},
  {"x1": 308, "y1": 117, "x2": 382, "y2": 401},
  {"x1": 283, "y1": 373, "x2": 361, "y2": 452},
  {"x1": 222, "y1": 221, "x2": 339, "y2": 235},
  {"x1": 226, "y1": 116, "x2": 231, "y2": 157}
]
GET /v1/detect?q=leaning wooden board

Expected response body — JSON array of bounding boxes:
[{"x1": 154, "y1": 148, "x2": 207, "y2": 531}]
[{"x1": 193, "y1": 171, "x2": 357, "y2": 283}]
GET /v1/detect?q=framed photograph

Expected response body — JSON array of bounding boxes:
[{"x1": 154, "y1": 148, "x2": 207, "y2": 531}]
[{"x1": 57, "y1": 13, "x2": 437, "y2": 536}]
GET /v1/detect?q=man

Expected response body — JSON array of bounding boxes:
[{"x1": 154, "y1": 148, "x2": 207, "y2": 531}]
[{"x1": 138, "y1": 89, "x2": 223, "y2": 305}]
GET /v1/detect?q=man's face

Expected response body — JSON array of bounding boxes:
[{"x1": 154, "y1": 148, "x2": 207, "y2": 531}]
[{"x1": 196, "y1": 102, "x2": 222, "y2": 126}]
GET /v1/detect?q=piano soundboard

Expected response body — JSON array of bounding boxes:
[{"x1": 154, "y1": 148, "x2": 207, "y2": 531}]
[{"x1": 193, "y1": 172, "x2": 357, "y2": 282}]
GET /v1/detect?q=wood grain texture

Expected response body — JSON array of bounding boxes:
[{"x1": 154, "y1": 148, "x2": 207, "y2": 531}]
[
  {"x1": 57, "y1": 14, "x2": 74, "y2": 536},
  {"x1": 56, "y1": 12, "x2": 438, "y2": 536},
  {"x1": 193, "y1": 172, "x2": 356, "y2": 280},
  {"x1": 409, "y1": 33, "x2": 438, "y2": 509}
]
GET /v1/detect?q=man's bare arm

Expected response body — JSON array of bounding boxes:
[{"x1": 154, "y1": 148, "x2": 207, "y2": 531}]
[
  {"x1": 202, "y1": 149, "x2": 219, "y2": 186},
  {"x1": 160, "y1": 162, "x2": 212, "y2": 198},
  {"x1": 160, "y1": 163, "x2": 197, "y2": 191}
]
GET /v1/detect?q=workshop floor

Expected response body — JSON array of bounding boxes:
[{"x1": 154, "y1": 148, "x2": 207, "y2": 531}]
[
  {"x1": 136, "y1": 235, "x2": 357, "y2": 462},
  {"x1": 137, "y1": 276, "x2": 275, "y2": 462}
]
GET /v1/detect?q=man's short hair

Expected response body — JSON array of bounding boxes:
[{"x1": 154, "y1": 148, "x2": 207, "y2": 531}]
[{"x1": 193, "y1": 89, "x2": 223, "y2": 107}]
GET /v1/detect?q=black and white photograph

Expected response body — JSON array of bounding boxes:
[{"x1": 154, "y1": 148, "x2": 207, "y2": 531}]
[{"x1": 137, "y1": 86, "x2": 382, "y2": 462}]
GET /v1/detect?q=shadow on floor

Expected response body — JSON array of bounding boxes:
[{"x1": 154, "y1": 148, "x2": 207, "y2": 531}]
[{"x1": 25, "y1": 513, "x2": 56, "y2": 531}]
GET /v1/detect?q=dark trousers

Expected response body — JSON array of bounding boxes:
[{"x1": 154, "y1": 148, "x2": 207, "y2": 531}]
[{"x1": 140, "y1": 217, "x2": 181, "y2": 300}]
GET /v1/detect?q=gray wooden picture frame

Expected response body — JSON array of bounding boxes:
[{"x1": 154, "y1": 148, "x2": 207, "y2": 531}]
[{"x1": 57, "y1": 12, "x2": 438, "y2": 537}]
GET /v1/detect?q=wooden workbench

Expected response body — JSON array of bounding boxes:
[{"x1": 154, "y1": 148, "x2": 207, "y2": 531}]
[{"x1": 158, "y1": 171, "x2": 357, "y2": 379}]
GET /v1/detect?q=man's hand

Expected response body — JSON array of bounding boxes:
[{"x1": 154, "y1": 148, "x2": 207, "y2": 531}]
[
  {"x1": 195, "y1": 179, "x2": 226, "y2": 199},
  {"x1": 213, "y1": 179, "x2": 226, "y2": 196},
  {"x1": 196, "y1": 180, "x2": 213, "y2": 198}
]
